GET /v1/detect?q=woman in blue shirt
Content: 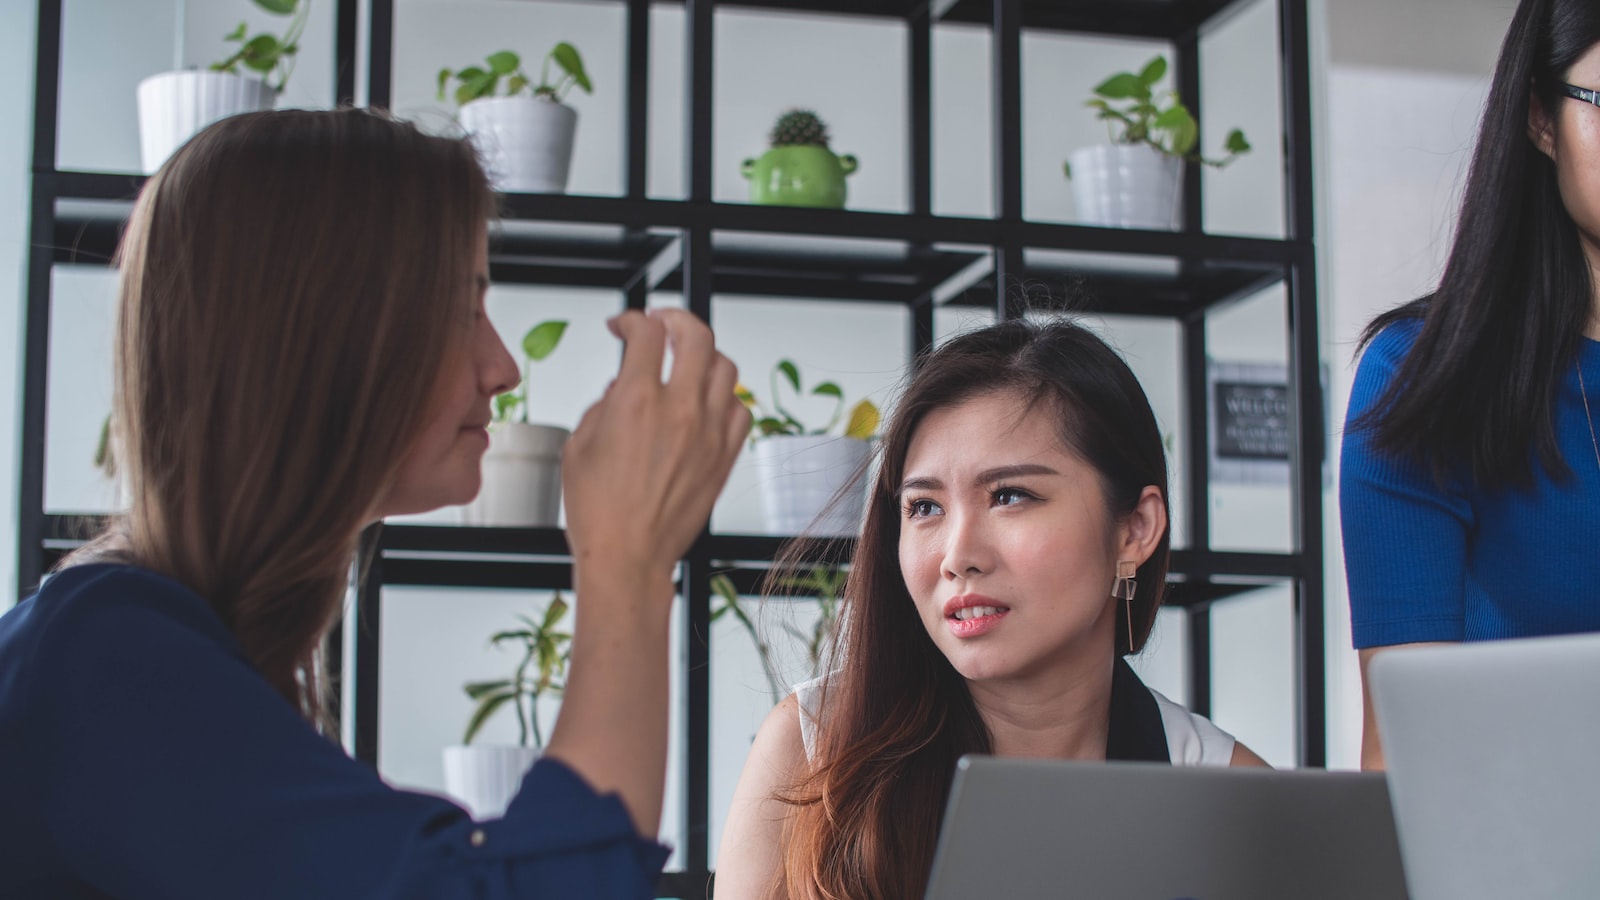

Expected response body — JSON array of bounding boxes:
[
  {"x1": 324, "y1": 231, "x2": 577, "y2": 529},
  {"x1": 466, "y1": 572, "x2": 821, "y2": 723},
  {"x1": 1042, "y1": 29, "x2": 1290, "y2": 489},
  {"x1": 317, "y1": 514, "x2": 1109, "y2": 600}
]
[
  {"x1": 0, "y1": 108, "x2": 750, "y2": 897},
  {"x1": 1341, "y1": 0, "x2": 1600, "y2": 769}
]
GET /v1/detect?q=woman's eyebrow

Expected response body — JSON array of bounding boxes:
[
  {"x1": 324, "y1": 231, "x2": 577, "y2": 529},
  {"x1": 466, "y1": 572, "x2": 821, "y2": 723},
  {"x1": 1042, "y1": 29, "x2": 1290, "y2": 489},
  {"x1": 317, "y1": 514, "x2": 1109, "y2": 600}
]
[{"x1": 973, "y1": 463, "x2": 1058, "y2": 483}]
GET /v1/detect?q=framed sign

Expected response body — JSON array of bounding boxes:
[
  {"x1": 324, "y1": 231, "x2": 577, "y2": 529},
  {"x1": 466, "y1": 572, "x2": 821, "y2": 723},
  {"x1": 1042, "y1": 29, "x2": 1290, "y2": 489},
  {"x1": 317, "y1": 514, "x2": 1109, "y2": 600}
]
[{"x1": 1207, "y1": 360, "x2": 1329, "y2": 487}]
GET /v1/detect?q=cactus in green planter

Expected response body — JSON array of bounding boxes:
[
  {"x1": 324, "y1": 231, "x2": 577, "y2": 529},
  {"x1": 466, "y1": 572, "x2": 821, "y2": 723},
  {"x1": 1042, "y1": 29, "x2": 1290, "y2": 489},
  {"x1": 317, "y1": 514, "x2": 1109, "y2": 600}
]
[
  {"x1": 743, "y1": 108, "x2": 857, "y2": 208},
  {"x1": 770, "y1": 109, "x2": 830, "y2": 149}
]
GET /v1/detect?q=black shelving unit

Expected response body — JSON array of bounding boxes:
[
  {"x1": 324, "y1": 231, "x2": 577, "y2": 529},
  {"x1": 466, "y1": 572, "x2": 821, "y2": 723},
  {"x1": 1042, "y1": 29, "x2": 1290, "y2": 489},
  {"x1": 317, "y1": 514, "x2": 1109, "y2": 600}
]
[{"x1": 21, "y1": 0, "x2": 1323, "y2": 895}]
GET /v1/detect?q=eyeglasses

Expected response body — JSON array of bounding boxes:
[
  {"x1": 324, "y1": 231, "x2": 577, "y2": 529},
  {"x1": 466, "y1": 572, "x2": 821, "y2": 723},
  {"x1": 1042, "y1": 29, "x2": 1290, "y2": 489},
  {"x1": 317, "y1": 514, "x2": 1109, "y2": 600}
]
[{"x1": 1564, "y1": 83, "x2": 1600, "y2": 108}]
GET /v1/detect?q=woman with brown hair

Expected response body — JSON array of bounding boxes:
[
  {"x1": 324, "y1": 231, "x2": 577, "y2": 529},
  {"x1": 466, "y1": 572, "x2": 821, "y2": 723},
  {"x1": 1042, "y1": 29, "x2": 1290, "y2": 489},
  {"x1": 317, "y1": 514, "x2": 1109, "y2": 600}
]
[
  {"x1": 715, "y1": 317, "x2": 1265, "y2": 900},
  {"x1": 0, "y1": 108, "x2": 749, "y2": 897}
]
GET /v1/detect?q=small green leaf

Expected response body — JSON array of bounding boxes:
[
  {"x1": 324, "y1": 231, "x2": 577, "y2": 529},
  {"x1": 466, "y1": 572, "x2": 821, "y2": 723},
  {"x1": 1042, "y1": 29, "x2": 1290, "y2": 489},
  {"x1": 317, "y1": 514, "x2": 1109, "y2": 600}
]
[
  {"x1": 487, "y1": 51, "x2": 520, "y2": 75},
  {"x1": 463, "y1": 690, "x2": 518, "y2": 744},
  {"x1": 437, "y1": 68, "x2": 453, "y2": 101},
  {"x1": 844, "y1": 400, "x2": 880, "y2": 440},
  {"x1": 755, "y1": 417, "x2": 792, "y2": 437},
  {"x1": 811, "y1": 381, "x2": 843, "y2": 399},
  {"x1": 1137, "y1": 55, "x2": 1167, "y2": 87},
  {"x1": 463, "y1": 679, "x2": 513, "y2": 700},
  {"x1": 457, "y1": 66, "x2": 487, "y2": 82},
  {"x1": 1062, "y1": 160, "x2": 1073, "y2": 180},
  {"x1": 1170, "y1": 116, "x2": 1199, "y2": 156},
  {"x1": 1153, "y1": 104, "x2": 1192, "y2": 131},
  {"x1": 252, "y1": 0, "x2": 298, "y2": 14},
  {"x1": 540, "y1": 594, "x2": 569, "y2": 631},
  {"x1": 506, "y1": 74, "x2": 529, "y2": 96},
  {"x1": 1093, "y1": 72, "x2": 1145, "y2": 100},
  {"x1": 550, "y1": 42, "x2": 592, "y2": 93},
  {"x1": 1224, "y1": 128, "x2": 1251, "y2": 154},
  {"x1": 522, "y1": 320, "x2": 568, "y2": 361},
  {"x1": 734, "y1": 384, "x2": 757, "y2": 408},
  {"x1": 225, "y1": 22, "x2": 248, "y2": 41},
  {"x1": 776, "y1": 360, "x2": 801, "y2": 393}
]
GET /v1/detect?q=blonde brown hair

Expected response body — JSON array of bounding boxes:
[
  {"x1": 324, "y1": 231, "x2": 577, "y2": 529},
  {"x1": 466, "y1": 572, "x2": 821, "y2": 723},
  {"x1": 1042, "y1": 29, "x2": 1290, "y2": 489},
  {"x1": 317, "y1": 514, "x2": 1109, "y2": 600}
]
[{"x1": 68, "y1": 108, "x2": 495, "y2": 727}]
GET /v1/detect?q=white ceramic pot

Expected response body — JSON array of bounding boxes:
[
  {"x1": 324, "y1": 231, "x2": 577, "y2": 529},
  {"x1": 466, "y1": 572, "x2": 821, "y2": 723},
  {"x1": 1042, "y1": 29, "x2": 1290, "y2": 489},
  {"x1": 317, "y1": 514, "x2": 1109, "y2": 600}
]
[
  {"x1": 463, "y1": 423, "x2": 569, "y2": 527},
  {"x1": 1068, "y1": 143, "x2": 1183, "y2": 231},
  {"x1": 458, "y1": 96, "x2": 578, "y2": 194},
  {"x1": 442, "y1": 744, "x2": 540, "y2": 820},
  {"x1": 751, "y1": 435, "x2": 871, "y2": 536},
  {"x1": 136, "y1": 70, "x2": 276, "y2": 174}
]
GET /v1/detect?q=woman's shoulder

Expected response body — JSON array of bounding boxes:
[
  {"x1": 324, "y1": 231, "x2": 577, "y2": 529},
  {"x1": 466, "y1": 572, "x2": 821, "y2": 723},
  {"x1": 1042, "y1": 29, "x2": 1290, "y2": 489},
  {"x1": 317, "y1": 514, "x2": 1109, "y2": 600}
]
[
  {"x1": 1358, "y1": 317, "x2": 1425, "y2": 374},
  {"x1": 1147, "y1": 687, "x2": 1237, "y2": 767}
]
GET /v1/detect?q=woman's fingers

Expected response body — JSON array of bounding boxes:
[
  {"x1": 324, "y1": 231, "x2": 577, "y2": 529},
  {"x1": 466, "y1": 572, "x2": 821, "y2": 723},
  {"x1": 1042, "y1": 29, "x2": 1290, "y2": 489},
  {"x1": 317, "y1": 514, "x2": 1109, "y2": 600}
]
[
  {"x1": 653, "y1": 308, "x2": 715, "y2": 401},
  {"x1": 609, "y1": 311, "x2": 668, "y2": 389}
]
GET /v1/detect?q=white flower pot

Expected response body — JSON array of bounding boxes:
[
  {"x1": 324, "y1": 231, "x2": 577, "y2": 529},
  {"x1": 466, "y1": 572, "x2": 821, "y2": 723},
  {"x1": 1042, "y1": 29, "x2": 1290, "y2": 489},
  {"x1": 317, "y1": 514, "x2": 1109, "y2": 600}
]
[
  {"x1": 459, "y1": 96, "x2": 578, "y2": 194},
  {"x1": 463, "y1": 423, "x2": 569, "y2": 527},
  {"x1": 136, "y1": 70, "x2": 276, "y2": 174},
  {"x1": 1068, "y1": 143, "x2": 1183, "y2": 231},
  {"x1": 442, "y1": 745, "x2": 540, "y2": 820},
  {"x1": 752, "y1": 435, "x2": 871, "y2": 536}
]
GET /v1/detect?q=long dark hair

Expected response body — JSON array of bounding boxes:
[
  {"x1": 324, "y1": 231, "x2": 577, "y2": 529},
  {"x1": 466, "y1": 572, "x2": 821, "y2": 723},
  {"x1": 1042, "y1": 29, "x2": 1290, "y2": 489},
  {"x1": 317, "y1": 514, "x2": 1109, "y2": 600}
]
[
  {"x1": 778, "y1": 317, "x2": 1171, "y2": 900},
  {"x1": 1357, "y1": 0, "x2": 1600, "y2": 487},
  {"x1": 65, "y1": 109, "x2": 496, "y2": 728}
]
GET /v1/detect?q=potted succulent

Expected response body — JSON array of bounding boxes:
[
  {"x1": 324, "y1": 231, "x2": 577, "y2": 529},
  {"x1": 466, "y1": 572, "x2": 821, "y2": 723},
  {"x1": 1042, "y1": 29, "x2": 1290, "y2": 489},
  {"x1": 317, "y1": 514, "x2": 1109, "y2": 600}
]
[
  {"x1": 1064, "y1": 55, "x2": 1250, "y2": 230},
  {"x1": 442, "y1": 594, "x2": 571, "y2": 820},
  {"x1": 737, "y1": 360, "x2": 879, "y2": 536},
  {"x1": 462, "y1": 320, "x2": 569, "y2": 527},
  {"x1": 741, "y1": 109, "x2": 858, "y2": 208},
  {"x1": 136, "y1": 0, "x2": 306, "y2": 173},
  {"x1": 439, "y1": 44, "x2": 593, "y2": 194}
]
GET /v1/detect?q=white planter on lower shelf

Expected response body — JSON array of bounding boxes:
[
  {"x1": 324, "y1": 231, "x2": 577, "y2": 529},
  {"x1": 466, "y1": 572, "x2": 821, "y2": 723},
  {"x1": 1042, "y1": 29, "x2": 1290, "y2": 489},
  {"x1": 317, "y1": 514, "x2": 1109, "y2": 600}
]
[
  {"x1": 459, "y1": 96, "x2": 579, "y2": 194},
  {"x1": 752, "y1": 435, "x2": 871, "y2": 537},
  {"x1": 463, "y1": 423, "x2": 569, "y2": 527},
  {"x1": 442, "y1": 745, "x2": 540, "y2": 820},
  {"x1": 1068, "y1": 143, "x2": 1183, "y2": 231},
  {"x1": 136, "y1": 70, "x2": 276, "y2": 174}
]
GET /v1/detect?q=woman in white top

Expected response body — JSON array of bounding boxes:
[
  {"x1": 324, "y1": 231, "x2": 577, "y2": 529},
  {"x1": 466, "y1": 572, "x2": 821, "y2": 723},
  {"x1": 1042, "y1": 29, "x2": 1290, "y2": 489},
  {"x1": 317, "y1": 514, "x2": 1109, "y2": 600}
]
[{"x1": 716, "y1": 317, "x2": 1267, "y2": 900}]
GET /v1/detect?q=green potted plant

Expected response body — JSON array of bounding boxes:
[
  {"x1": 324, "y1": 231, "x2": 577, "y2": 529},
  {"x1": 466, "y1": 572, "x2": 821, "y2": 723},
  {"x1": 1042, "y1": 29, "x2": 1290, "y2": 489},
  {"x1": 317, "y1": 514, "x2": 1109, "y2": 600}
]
[
  {"x1": 441, "y1": 594, "x2": 571, "y2": 819},
  {"x1": 438, "y1": 43, "x2": 593, "y2": 194},
  {"x1": 136, "y1": 0, "x2": 307, "y2": 173},
  {"x1": 741, "y1": 109, "x2": 859, "y2": 209},
  {"x1": 711, "y1": 566, "x2": 844, "y2": 705},
  {"x1": 1064, "y1": 55, "x2": 1250, "y2": 230},
  {"x1": 737, "y1": 360, "x2": 880, "y2": 536},
  {"x1": 463, "y1": 320, "x2": 570, "y2": 527}
]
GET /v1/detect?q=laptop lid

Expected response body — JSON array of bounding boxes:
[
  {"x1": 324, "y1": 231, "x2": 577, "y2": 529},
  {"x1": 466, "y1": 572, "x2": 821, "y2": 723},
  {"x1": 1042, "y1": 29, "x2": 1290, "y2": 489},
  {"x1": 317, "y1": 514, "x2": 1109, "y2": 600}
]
[
  {"x1": 1369, "y1": 632, "x2": 1600, "y2": 900},
  {"x1": 924, "y1": 756, "x2": 1407, "y2": 900}
]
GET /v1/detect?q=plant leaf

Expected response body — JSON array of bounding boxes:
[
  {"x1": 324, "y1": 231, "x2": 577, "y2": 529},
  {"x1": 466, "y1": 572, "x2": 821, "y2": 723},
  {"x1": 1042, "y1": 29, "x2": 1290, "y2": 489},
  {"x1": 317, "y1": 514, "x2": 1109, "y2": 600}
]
[
  {"x1": 489, "y1": 628, "x2": 536, "y2": 644},
  {"x1": 1093, "y1": 72, "x2": 1144, "y2": 100},
  {"x1": 437, "y1": 67, "x2": 453, "y2": 101},
  {"x1": 493, "y1": 391, "x2": 520, "y2": 423},
  {"x1": 734, "y1": 384, "x2": 757, "y2": 408},
  {"x1": 755, "y1": 416, "x2": 793, "y2": 437},
  {"x1": 844, "y1": 400, "x2": 880, "y2": 440},
  {"x1": 1224, "y1": 128, "x2": 1251, "y2": 154},
  {"x1": 506, "y1": 74, "x2": 529, "y2": 96},
  {"x1": 252, "y1": 0, "x2": 298, "y2": 13},
  {"x1": 550, "y1": 42, "x2": 592, "y2": 93},
  {"x1": 463, "y1": 689, "x2": 518, "y2": 744},
  {"x1": 226, "y1": 22, "x2": 249, "y2": 41},
  {"x1": 810, "y1": 381, "x2": 843, "y2": 399},
  {"x1": 1137, "y1": 55, "x2": 1167, "y2": 86},
  {"x1": 1153, "y1": 104, "x2": 1192, "y2": 130},
  {"x1": 540, "y1": 594, "x2": 569, "y2": 631},
  {"x1": 486, "y1": 51, "x2": 520, "y2": 76},
  {"x1": 463, "y1": 679, "x2": 513, "y2": 700},
  {"x1": 523, "y1": 320, "x2": 568, "y2": 361},
  {"x1": 776, "y1": 360, "x2": 801, "y2": 393},
  {"x1": 1170, "y1": 115, "x2": 1199, "y2": 157}
]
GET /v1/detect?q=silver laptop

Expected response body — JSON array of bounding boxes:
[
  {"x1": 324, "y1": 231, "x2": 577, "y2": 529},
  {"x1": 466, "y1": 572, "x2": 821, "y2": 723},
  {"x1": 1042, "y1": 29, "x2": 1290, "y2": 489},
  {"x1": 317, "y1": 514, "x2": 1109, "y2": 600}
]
[
  {"x1": 925, "y1": 756, "x2": 1407, "y2": 900},
  {"x1": 1370, "y1": 633, "x2": 1600, "y2": 900}
]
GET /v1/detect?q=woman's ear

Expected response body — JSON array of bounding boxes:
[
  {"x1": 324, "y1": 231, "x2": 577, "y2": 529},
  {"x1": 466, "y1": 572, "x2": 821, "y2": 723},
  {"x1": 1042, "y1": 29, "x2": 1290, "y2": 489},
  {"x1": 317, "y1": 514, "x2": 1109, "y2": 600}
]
[
  {"x1": 1116, "y1": 485, "x2": 1167, "y2": 567},
  {"x1": 1529, "y1": 88, "x2": 1557, "y2": 160}
]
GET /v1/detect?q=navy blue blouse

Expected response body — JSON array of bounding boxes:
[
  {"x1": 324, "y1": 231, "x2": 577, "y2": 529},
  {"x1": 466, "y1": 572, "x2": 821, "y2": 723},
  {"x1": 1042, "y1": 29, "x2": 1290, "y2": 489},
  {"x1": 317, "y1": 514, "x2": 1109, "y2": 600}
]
[{"x1": 0, "y1": 563, "x2": 669, "y2": 899}]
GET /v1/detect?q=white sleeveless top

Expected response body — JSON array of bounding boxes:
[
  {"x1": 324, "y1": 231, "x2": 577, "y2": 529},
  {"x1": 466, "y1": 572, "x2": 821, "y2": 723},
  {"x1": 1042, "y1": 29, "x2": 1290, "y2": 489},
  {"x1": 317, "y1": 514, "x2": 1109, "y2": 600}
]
[{"x1": 792, "y1": 675, "x2": 1236, "y2": 766}]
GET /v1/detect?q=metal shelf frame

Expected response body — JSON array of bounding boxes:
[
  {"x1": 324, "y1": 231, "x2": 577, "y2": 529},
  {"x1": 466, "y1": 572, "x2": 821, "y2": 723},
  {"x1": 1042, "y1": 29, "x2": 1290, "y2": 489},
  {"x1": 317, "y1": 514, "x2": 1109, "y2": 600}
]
[{"x1": 20, "y1": 0, "x2": 1323, "y2": 893}]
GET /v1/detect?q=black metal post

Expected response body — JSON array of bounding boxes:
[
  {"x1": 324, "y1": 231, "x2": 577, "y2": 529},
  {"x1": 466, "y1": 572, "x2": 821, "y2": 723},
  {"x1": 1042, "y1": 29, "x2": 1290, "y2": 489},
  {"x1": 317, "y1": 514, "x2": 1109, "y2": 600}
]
[
  {"x1": 367, "y1": 0, "x2": 394, "y2": 109},
  {"x1": 1279, "y1": 0, "x2": 1325, "y2": 768},
  {"x1": 1187, "y1": 605, "x2": 1212, "y2": 717},
  {"x1": 992, "y1": 0, "x2": 1024, "y2": 317},
  {"x1": 908, "y1": 6, "x2": 932, "y2": 218},
  {"x1": 1182, "y1": 313, "x2": 1213, "y2": 715},
  {"x1": 686, "y1": 0, "x2": 714, "y2": 207},
  {"x1": 1174, "y1": 31, "x2": 1203, "y2": 236},
  {"x1": 625, "y1": 0, "x2": 651, "y2": 200},
  {"x1": 353, "y1": 526, "x2": 384, "y2": 766},
  {"x1": 335, "y1": 0, "x2": 360, "y2": 106}
]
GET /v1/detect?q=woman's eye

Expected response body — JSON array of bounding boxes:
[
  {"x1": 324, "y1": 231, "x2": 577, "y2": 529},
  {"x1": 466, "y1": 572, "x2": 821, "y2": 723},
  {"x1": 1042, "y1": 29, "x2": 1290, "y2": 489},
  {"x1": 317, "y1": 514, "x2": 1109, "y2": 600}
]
[
  {"x1": 905, "y1": 498, "x2": 940, "y2": 518},
  {"x1": 993, "y1": 487, "x2": 1030, "y2": 506}
]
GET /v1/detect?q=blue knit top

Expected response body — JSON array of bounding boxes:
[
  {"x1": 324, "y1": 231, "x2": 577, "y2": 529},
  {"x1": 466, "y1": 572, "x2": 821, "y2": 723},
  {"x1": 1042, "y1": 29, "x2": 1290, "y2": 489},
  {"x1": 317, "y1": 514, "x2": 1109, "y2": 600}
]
[
  {"x1": 0, "y1": 563, "x2": 670, "y2": 899},
  {"x1": 1339, "y1": 319, "x2": 1600, "y2": 649}
]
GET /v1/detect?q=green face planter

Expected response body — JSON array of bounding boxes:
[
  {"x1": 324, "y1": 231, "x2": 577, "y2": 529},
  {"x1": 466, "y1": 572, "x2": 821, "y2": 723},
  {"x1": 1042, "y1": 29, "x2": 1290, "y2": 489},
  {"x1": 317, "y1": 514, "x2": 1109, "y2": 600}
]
[{"x1": 741, "y1": 109, "x2": 858, "y2": 209}]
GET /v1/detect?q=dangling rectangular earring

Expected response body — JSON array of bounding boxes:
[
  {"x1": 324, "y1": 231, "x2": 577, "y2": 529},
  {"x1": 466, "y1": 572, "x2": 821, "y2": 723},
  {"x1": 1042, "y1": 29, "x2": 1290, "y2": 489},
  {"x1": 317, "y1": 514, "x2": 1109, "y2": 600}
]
[{"x1": 1113, "y1": 561, "x2": 1138, "y2": 653}]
